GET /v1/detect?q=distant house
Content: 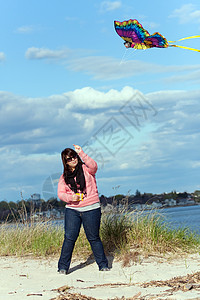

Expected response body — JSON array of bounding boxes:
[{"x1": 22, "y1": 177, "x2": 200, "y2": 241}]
[
  {"x1": 129, "y1": 203, "x2": 144, "y2": 211},
  {"x1": 150, "y1": 201, "x2": 163, "y2": 208},
  {"x1": 177, "y1": 198, "x2": 188, "y2": 206},
  {"x1": 187, "y1": 198, "x2": 196, "y2": 205},
  {"x1": 164, "y1": 199, "x2": 176, "y2": 206},
  {"x1": 31, "y1": 193, "x2": 41, "y2": 207},
  {"x1": 129, "y1": 203, "x2": 140, "y2": 210},
  {"x1": 44, "y1": 209, "x2": 61, "y2": 219}
]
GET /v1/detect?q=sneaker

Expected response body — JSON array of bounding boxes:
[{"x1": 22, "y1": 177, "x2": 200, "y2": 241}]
[
  {"x1": 58, "y1": 269, "x2": 67, "y2": 275},
  {"x1": 100, "y1": 267, "x2": 110, "y2": 271}
]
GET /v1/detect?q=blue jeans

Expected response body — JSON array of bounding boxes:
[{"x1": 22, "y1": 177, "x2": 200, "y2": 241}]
[{"x1": 58, "y1": 207, "x2": 108, "y2": 272}]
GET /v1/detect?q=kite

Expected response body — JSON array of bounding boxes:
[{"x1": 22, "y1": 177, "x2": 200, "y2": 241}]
[{"x1": 114, "y1": 19, "x2": 200, "y2": 52}]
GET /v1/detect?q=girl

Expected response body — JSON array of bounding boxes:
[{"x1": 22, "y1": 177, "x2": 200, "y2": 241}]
[{"x1": 57, "y1": 144, "x2": 109, "y2": 274}]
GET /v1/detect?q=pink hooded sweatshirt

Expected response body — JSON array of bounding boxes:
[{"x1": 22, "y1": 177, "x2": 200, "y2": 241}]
[{"x1": 57, "y1": 150, "x2": 100, "y2": 208}]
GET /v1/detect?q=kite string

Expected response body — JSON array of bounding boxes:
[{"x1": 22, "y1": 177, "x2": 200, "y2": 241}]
[
  {"x1": 119, "y1": 48, "x2": 137, "y2": 64},
  {"x1": 119, "y1": 48, "x2": 128, "y2": 64}
]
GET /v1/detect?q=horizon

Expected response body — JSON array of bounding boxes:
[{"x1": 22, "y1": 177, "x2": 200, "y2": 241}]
[{"x1": 2, "y1": 188, "x2": 199, "y2": 204}]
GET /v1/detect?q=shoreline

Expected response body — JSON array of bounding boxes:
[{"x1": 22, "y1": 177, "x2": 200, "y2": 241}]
[
  {"x1": 1, "y1": 203, "x2": 200, "y2": 225},
  {"x1": 1, "y1": 254, "x2": 200, "y2": 300}
]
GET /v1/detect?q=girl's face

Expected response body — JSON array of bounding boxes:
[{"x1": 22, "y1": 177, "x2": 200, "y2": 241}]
[{"x1": 66, "y1": 154, "x2": 78, "y2": 169}]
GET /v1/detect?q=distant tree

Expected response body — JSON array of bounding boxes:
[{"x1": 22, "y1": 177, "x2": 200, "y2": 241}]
[
  {"x1": 58, "y1": 200, "x2": 66, "y2": 208},
  {"x1": 135, "y1": 189, "x2": 141, "y2": 197},
  {"x1": 0, "y1": 201, "x2": 9, "y2": 210},
  {"x1": 163, "y1": 191, "x2": 177, "y2": 200},
  {"x1": 115, "y1": 194, "x2": 125, "y2": 201},
  {"x1": 193, "y1": 190, "x2": 200, "y2": 203},
  {"x1": 40, "y1": 199, "x2": 47, "y2": 211},
  {"x1": 8, "y1": 201, "x2": 17, "y2": 209},
  {"x1": 177, "y1": 192, "x2": 188, "y2": 199},
  {"x1": 47, "y1": 197, "x2": 59, "y2": 208},
  {"x1": 194, "y1": 190, "x2": 200, "y2": 196},
  {"x1": 99, "y1": 195, "x2": 107, "y2": 206}
]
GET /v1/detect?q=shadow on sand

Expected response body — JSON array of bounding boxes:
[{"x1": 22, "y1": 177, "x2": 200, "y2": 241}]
[{"x1": 68, "y1": 254, "x2": 114, "y2": 274}]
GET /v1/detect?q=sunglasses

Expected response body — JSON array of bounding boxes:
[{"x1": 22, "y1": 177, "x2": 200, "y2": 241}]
[{"x1": 65, "y1": 154, "x2": 77, "y2": 163}]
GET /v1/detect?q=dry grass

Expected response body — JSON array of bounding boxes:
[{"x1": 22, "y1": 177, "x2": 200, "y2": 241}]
[
  {"x1": 0, "y1": 206, "x2": 199, "y2": 261},
  {"x1": 0, "y1": 221, "x2": 63, "y2": 257},
  {"x1": 100, "y1": 208, "x2": 200, "y2": 262}
]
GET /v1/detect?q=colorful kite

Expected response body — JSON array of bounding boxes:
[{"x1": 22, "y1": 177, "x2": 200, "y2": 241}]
[{"x1": 114, "y1": 19, "x2": 200, "y2": 52}]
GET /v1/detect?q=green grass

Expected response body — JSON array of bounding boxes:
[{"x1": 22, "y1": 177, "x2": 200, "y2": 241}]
[
  {"x1": 122, "y1": 210, "x2": 200, "y2": 254},
  {"x1": 0, "y1": 209, "x2": 199, "y2": 261},
  {"x1": 0, "y1": 222, "x2": 64, "y2": 257}
]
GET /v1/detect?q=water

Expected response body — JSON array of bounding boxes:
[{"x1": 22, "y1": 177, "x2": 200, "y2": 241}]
[
  {"x1": 158, "y1": 205, "x2": 200, "y2": 235},
  {"x1": 53, "y1": 205, "x2": 200, "y2": 235},
  {"x1": 1, "y1": 205, "x2": 200, "y2": 235}
]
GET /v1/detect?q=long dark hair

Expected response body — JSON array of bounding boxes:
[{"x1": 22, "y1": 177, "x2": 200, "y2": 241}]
[{"x1": 61, "y1": 148, "x2": 85, "y2": 193}]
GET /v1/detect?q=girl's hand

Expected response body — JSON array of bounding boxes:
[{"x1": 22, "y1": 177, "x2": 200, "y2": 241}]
[
  {"x1": 73, "y1": 144, "x2": 82, "y2": 154},
  {"x1": 71, "y1": 194, "x2": 80, "y2": 202}
]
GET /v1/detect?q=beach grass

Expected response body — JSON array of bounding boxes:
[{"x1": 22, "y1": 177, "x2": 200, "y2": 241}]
[
  {"x1": 101, "y1": 209, "x2": 200, "y2": 257},
  {"x1": 0, "y1": 221, "x2": 64, "y2": 257},
  {"x1": 0, "y1": 208, "x2": 199, "y2": 260}
]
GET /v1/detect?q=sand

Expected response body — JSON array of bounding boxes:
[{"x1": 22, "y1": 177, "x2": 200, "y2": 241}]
[{"x1": 0, "y1": 254, "x2": 200, "y2": 300}]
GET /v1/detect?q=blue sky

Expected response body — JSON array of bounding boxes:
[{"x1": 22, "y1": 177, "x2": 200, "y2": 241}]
[{"x1": 0, "y1": 0, "x2": 200, "y2": 202}]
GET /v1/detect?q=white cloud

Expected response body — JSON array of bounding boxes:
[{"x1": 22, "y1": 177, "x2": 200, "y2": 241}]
[
  {"x1": 16, "y1": 25, "x2": 34, "y2": 34},
  {"x1": 65, "y1": 16, "x2": 78, "y2": 21},
  {"x1": 1, "y1": 88, "x2": 199, "y2": 156},
  {"x1": 67, "y1": 55, "x2": 200, "y2": 80},
  {"x1": 67, "y1": 56, "x2": 155, "y2": 79},
  {"x1": 189, "y1": 160, "x2": 200, "y2": 168},
  {"x1": 0, "y1": 86, "x2": 140, "y2": 156},
  {"x1": 1, "y1": 87, "x2": 200, "y2": 201},
  {"x1": 83, "y1": 118, "x2": 95, "y2": 131},
  {"x1": 169, "y1": 4, "x2": 200, "y2": 24},
  {"x1": 25, "y1": 47, "x2": 72, "y2": 60},
  {"x1": 165, "y1": 70, "x2": 200, "y2": 84},
  {"x1": 24, "y1": 45, "x2": 200, "y2": 82},
  {"x1": 63, "y1": 86, "x2": 138, "y2": 109},
  {"x1": 100, "y1": 1, "x2": 121, "y2": 12},
  {"x1": 0, "y1": 52, "x2": 6, "y2": 61}
]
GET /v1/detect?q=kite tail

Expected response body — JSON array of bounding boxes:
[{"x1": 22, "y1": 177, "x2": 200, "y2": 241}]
[
  {"x1": 169, "y1": 44, "x2": 200, "y2": 52},
  {"x1": 168, "y1": 35, "x2": 200, "y2": 52},
  {"x1": 176, "y1": 35, "x2": 200, "y2": 42},
  {"x1": 168, "y1": 35, "x2": 200, "y2": 43}
]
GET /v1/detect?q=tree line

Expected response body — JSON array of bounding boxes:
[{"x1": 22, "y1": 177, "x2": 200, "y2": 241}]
[
  {"x1": 0, "y1": 190, "x2": 200, "y2": 223},
  {"x1": 0, "y1": 198, "x2": 65, "y2": 222}
]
